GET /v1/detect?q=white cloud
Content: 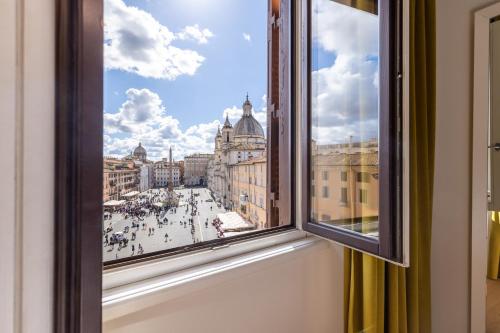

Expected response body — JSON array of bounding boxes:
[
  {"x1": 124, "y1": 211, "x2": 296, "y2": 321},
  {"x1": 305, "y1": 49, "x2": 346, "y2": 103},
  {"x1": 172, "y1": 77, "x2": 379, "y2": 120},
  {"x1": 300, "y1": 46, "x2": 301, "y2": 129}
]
[
  {"x1": 104, "y1": 0, "x2": 211, "y2": 80},
  {"x1": 177, "y1": 24, "x2": 214, "y2": 44},
  {"x1": 104, "y1": 88, "x2": 223, "y2": 160},
  {"x1": 313, "y1": 0, "x2": 378, "y2": 56},
  {"x1": 104, "y1": 89, "x2": 271, "y2": 160},
  {"x1": 311, "y1": 0, "x2": 379, "y2": 145},
  {"x1": 242, "y1": 33, "x2": 251, "y2": 42}
]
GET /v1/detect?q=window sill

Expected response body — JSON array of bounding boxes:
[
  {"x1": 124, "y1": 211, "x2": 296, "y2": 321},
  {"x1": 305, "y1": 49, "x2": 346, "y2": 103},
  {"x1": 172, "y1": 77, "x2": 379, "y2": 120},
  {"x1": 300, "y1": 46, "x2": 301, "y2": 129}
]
[{"x1": 103, "y1": 230, "x2": 321, "y2": 321}]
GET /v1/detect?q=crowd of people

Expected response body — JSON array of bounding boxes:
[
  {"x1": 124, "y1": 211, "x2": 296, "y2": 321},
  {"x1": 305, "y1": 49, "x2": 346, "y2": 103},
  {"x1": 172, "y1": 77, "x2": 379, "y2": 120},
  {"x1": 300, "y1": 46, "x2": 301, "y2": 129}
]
[{"x1": 102, "y1": 188, "x2": 223, "y2": 261}]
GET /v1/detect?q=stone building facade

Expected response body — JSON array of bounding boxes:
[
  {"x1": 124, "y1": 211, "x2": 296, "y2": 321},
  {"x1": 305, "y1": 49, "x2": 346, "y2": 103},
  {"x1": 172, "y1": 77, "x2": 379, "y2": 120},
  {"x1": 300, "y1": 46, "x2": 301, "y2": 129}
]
[
  {"x1": 184, "y1": 153, "x2": 213, "y2": 186},
  {"x1": 207, "y1": 96, "x2": 266, "y2": 211},
  {"x1": 310, "y1": 140, "x2": 379, "y2": 226},
  {"x1": 103, "y1": 158, "x2": 139, "y2": 202},
  {"x1": 230, "y1": 156, "x2": 267, "y2": 229},
  {"x1": 154, "y1": 147, "x2": 181, "y2": 188}
]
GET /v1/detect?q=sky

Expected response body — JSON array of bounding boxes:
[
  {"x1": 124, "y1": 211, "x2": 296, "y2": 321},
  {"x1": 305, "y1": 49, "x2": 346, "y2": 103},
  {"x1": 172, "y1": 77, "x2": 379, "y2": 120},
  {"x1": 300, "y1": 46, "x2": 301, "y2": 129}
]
[
  {"x1": 103, "y1": 0, "x2": 380, "y2": 161},
  {"x1": 103, "y1": 0, "x2": 268, "y2": 161},
  {"x1": 311, "y1": 0, "x2": 380, "y2": 146}
]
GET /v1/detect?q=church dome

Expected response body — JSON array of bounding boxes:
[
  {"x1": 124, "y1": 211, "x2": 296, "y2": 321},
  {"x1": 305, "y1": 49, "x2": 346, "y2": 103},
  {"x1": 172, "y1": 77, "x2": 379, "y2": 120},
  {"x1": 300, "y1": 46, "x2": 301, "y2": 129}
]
[
  {"x1": 133, "y1": 142, "x2": 147, "y2": 160},
  {"x1": 233, "y1": 96, "x2": 265, "y2": 137}
]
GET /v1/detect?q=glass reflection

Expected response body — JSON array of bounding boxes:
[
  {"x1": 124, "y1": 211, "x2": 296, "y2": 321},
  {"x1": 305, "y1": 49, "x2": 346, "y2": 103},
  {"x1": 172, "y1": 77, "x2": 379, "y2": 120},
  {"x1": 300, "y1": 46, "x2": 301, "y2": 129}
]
[{"x1": 310, "y1": 0, "x2": 379, "y2": 239}]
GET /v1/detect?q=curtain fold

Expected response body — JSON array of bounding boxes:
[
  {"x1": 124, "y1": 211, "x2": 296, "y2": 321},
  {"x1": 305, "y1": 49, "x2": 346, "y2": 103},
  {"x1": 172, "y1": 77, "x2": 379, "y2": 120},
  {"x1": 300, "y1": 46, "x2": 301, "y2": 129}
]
[
  {"x1": 487, "y1": 211, "x2": 500, "y2": 279},
  {"x1": 344, "y1": 0, "x2": 436, "y2": 332}
]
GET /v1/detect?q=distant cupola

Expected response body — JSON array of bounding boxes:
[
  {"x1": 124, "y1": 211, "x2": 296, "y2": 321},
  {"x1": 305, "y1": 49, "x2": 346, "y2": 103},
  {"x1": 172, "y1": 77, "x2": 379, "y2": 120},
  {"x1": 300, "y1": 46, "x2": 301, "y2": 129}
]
[
  {"x1": 233, "y1": 95, "x2": 265, "y2": 138},
  {"x1": 242, "y1": 93, "x2": 252, "y2": 116},
  {"x1": 133, "y1": 142, "x2": 147, "y2": 161},
  {"x1": 223, "y1": 114, "x2": 232, "y2": 128}
]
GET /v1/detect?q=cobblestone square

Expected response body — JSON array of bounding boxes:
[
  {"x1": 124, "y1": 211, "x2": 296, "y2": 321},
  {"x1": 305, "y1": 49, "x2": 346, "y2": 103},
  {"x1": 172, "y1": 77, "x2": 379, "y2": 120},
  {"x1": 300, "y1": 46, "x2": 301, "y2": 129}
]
[{"x1": 103, "y1": 187, "x2": 228, "y2": 262}]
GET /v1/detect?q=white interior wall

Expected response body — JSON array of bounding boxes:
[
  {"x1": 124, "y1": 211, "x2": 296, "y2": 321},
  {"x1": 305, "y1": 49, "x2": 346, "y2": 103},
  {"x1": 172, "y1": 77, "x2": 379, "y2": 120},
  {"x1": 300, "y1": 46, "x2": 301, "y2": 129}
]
[
  {"x1": 0, "y1": 0, "x2": 55, "y2": 332},
  {"x1": 103, "y1": 241, "x2": 344, "y2": 333},
  {"x1": 2, "y1": 0, "x2": 497, "y2": 332},
  {"x1": 433, "y1": 1, "x2": 498, "y2": 332}
]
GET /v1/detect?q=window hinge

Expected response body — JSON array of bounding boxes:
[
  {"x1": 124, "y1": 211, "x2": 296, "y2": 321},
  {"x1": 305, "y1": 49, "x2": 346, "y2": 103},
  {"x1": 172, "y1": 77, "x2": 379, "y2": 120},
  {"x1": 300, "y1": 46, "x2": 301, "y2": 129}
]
[
  {"x1": 270, "y1": 192, "x2": 279, "y2": 208},
  {"x1": 269, "y1": 103, "x2": 280, "y2": 119}
]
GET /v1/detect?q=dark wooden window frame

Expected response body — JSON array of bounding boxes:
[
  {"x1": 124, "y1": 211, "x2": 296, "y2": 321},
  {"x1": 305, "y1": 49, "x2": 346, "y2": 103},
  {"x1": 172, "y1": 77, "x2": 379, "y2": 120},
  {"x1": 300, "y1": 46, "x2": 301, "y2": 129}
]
[
  {"x1": 55, "y1": 0, "x2": 295, "y2": 331},
  {"x1": 300, "y1": 0, "x2": 404, "y2": 263}
]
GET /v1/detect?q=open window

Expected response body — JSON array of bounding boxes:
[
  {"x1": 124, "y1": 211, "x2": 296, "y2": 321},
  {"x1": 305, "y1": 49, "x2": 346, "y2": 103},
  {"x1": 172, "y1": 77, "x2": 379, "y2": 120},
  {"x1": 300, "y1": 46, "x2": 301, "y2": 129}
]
[
  {"x1": 300, "y1": 0, "x2": 407, "y2": 264},
  {"x1": 57, "y1": 0, "x2": 295, "y2": 269},
  {"x1": 56, "y1": 0, "x2": 295, "y2": 328}
]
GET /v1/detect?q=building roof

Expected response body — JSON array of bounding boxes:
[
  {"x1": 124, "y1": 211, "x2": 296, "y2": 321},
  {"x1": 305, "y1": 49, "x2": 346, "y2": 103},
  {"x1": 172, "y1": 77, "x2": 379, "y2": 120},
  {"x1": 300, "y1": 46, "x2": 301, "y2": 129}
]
[
  {"x1": 312, "y1": 152, "x2": 379, "y2": 167},
  {"x1": 233, "y1": 115, "x2": 265, "y2": 137},
  {"x1": 223, "y1": 115, "x2": 232, "y2": 128},
  {"x1": 133, "y1": 142, "x2": 147, "y2": 155}
]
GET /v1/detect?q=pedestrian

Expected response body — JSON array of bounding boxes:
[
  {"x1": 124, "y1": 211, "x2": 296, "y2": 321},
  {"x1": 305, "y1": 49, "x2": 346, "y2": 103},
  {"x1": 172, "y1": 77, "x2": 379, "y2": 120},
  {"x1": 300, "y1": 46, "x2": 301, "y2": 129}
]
[
  {"x1": 164, "y1": 233, "x2": 169, "y2": 242},
  {"x1": 131, "y1": 244, "x2": 135, "y2": 255}
]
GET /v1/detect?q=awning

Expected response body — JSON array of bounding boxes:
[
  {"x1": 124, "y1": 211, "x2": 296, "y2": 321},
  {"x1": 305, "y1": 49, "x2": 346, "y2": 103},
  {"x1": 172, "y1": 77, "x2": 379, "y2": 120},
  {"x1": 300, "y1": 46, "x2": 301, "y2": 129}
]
[
  {"x1": 216, "y1": 212, "x2": 255, "y2": 232},
  {"x1": 103, "y1": 200, "x2": 126, "y2": 207},
  {"x1": 122, "y1": 191, "x2": 140, "y2": 198}
]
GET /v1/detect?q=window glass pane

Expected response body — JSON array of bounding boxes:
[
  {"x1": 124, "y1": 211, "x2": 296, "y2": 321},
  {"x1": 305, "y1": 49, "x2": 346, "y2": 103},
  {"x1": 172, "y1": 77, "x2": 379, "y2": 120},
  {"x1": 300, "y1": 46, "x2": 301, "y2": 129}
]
[
  {"x1": 310, "y1": 0, "x2": 379, "y2": 239},
  {"x1": 102, "y1": 0, "x2": 287, "y2": 263}
]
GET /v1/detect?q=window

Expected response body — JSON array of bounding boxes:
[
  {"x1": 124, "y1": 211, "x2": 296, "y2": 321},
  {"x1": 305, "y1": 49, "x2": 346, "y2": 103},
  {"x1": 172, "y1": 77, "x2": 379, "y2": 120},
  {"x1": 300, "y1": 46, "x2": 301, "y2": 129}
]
[
  {"x1": 97, "y1": 0, "x2": 294, "y2": 266},
  {"x1": 302, "y1": 0, "x2": 405, "y2": 263},
  {"x1": 340, "y1": 187, "x2": 348, "y2": 204},
  {"x1": 341, "y1": 171, "x2": 348, "y2": 182},
  {"x1": 322, "y1": 186, "x2": 329, "y2": 198},
  {"x1": 357, "y1": 172, "x2": 371, "y2": 183},
  {"x1": 312, "y1": 185, "x2": 316, "y2": 197},
  {"x1": 359, "y1": 189, "x2": 368, "y2": 204}
]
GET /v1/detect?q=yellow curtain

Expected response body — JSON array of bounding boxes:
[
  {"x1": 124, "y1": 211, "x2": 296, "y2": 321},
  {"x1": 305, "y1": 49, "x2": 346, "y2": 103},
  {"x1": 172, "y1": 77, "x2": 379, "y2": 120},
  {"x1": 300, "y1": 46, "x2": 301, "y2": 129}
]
[
  {"x1": 488, "y1": 212, "x2": 500, "y2": 279},
  {"x1": 344, "y1": 1, "x2": 436, "y2": 332}
]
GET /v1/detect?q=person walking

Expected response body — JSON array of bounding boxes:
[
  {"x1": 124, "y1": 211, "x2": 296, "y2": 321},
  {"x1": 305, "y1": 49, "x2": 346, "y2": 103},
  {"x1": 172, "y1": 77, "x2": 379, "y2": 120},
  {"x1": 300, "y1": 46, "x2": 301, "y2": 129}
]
[{"x1": 164, "y1": 233, "x2": 169, "y2": 242}]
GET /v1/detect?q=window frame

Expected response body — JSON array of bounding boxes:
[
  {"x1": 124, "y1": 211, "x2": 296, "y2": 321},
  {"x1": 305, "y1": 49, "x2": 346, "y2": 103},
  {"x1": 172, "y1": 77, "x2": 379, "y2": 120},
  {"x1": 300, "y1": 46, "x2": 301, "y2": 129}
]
[
  {"x1": 55, "y1": 6, "x2": 297, "y2": 331},
  {"x1": 300, "y1": 0, "x2": 405, "y2": 263}
]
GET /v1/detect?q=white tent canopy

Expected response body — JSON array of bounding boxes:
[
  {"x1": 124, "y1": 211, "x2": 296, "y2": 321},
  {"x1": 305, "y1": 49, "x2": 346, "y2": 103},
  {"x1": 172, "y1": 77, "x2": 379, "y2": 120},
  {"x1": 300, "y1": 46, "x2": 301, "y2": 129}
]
[
  {"x1": 122, "y1": 191, "x2": 140, "y2": 198},
  {"x1": 103, "y1": 200, "x2": 126, "y2": 207},
  {"x1": 216, "y1": 212, "x2": 255, "y2": 232}
]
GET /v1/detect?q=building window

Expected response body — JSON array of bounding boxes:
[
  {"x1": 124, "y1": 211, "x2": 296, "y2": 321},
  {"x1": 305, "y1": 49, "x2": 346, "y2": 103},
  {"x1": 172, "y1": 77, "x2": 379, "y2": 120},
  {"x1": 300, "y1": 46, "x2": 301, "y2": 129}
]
[
  {"x1": 304, "y1": 0, "x2": 405, "y2": 263},
  {"x1": 311, "y1": 185, "x2": 315, "y2": 197},
  {"x1": 359, "y1": 188, "x2": 368, "y2": 204},
  {"x1": 322, "y1": 186, "x2": 329, "y2": 198},
  {"x1": 321, "y1": 214, "x2": 331, "y2": 222},
  {"x1": 341, "y1": 171, "x2": 348, "y2": 182},
  {"x1": 322, "y1": 171, "x2": 328, "y2": 181},
  {"x1": 340, "y1": 187, "x2": 348, "y2": 204},
  {"x1": 357, "y1": 172, "x2": 371, "y2": 183}
]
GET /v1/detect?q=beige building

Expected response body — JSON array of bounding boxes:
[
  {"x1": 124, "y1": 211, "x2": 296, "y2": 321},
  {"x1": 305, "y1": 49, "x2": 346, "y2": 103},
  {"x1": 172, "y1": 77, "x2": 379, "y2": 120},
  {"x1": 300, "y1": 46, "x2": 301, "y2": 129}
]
[
  {"x1": 103, "y1": 158, "x2": 139, "y2": 202},
  {"x1": 184, "y1": 153, "x2": 213, "y2": 186},
  {"x1": 230, "y1": 156, "x2": 267, "y2": 229},
  {"x1": 207, "y1": 96, "x2": 266, "y2": 208},
  {"x1": 310, "y1": 141, "x2": 379, "y2": 226},
  {"x1": 154, "y1": 147, "x2": 181, "y2": 188}
]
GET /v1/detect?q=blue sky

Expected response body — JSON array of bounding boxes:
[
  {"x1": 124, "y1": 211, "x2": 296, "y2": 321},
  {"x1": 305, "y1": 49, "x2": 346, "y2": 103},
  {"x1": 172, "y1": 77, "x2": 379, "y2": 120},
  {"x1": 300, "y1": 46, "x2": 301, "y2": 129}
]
[
  {"x1": 104, "y1": 0, "x2": 268, "y2": 160},
  {"x1": 310, "y1": 0, "x2": 379, "y2": 145}
]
